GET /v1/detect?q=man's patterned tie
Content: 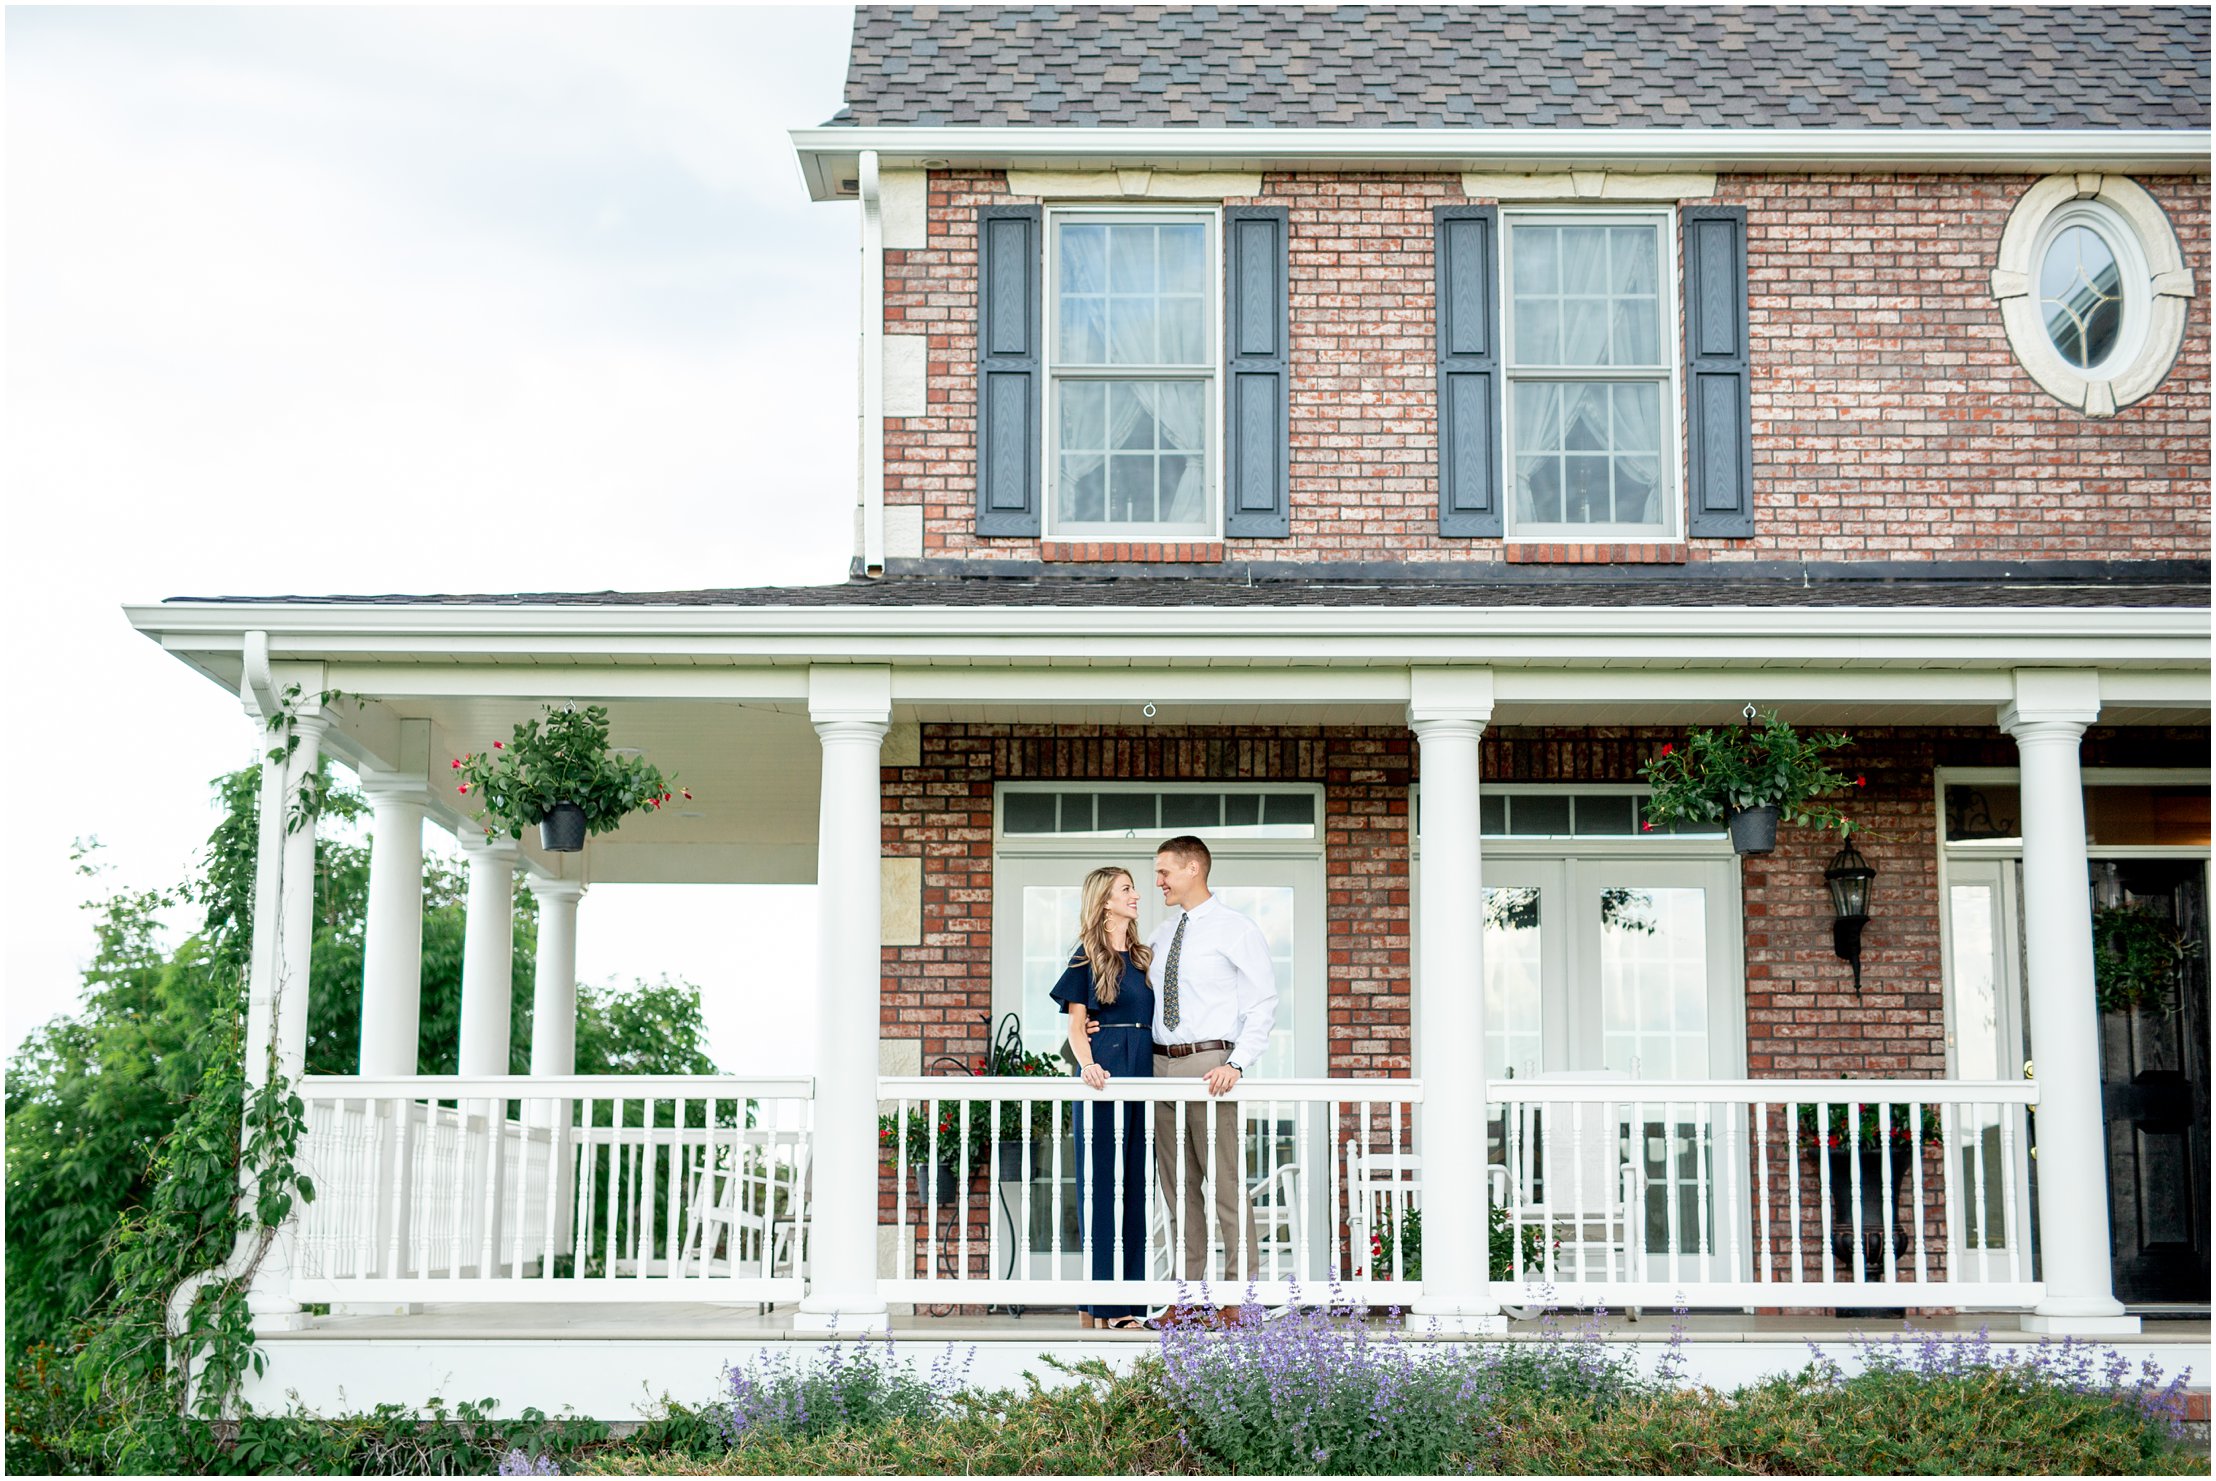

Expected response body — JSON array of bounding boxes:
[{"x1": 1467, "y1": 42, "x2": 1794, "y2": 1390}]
[{"x1": 1161, "y1": 913, "x2": 1188, "y2": 1032}]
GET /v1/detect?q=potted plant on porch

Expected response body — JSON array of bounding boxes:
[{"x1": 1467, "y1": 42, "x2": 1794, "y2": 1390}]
[
  {"x1": 1640, "y1": 708, "x2": 1862, "y2": 855},
  {"x1": 1796, "y1": 1102, "x2": 1944, "y2": 1277},
  {"x1": 454, "y1": 703, "x2": 685, "y2": 853}
]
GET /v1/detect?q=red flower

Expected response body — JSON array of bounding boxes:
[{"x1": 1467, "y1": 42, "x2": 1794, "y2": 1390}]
[
  {"x1": 458, "y1": 784, "x2": 470, "y2": 794},
  {"x1": 493, "y1": 740, "x2": 503, "y2": 749},
  {"x1": 1660, "y1": 742, "x2": 1675, "y2": 756},
  {"x1": 1641, "y1": 821, "x2": 1654, "y2": 832},
  {"x1": 1854, "y1": 774, "x2": 1867, "y2": 787},
  {"x1": 452, "y1": 758, "x2": 462, "y2": 769},
  {"x1": 681, "y1": 789, "x2": 693, "y2": 800}
]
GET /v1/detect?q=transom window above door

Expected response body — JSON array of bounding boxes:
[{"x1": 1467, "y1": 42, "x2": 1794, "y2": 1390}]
[
  {"x1": 1001, "y1": 785, "x2": 1317, "y2": 841},
  {"x1": 1047, "y1": 213, "x2": 1216, "y2": 538},
  {"x1": 1502, "y1": 212, "x2": 1680, "y2": 540}
]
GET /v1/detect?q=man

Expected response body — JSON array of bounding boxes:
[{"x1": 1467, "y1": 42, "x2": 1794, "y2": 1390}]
[{"x1": 1144, "y1": 834, "x2": 1276, "y2": 1325}]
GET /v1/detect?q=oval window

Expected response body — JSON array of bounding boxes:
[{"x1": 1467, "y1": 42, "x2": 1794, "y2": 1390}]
[
  {"x1": 1993, "y1": 176, "x2": 2192, "y2": 417},
  {"x1": 2038, "y1": 223, "x2": 2124, "y2": 370}
]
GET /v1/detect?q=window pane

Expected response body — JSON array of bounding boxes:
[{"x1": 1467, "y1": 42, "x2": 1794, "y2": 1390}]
[
  {"x1": 1154, "y1": 381, "x2": 1204, "y2": 450},
  {"x1": 1611, "y1": 226, "x2": 1658, "y2": 295},
  {"x1": 1061, "y1": 296, "x2": 1106, "y2": 365},
  {"x1": 1515, "y1": 379, "x2": 1665, "y2": 530},
  {"x1": 1109, "y1": 224, "x2": 1156, "y2": 292},
  {"x1": 1572, "y1": 794, "x2": 1636, "y2": 835},
  {"x1": 1564, "y1": 455, "x2": 1612, "y2": 523},
  {"x1": 1484, "y1": 887, "x2": 1544, "y2": 1080},
  {"x1": 1562, "y1": 384, "x2": 1608, "y2": 450},
  {"x1": 1161, "y1": 297, "x2": 1206, "y2": 363},
  {"x1": 1097, "y1": 792, "x2": 1154, "y2": 832},
  {"x1": 1160, "y1": 224, "x2": 1206, "y2": 292},
  {"x1": 1509, "y1": 794, "x2": 1571, "y2": 835},
  {"x1": 2040, "y1": 224, "x2": 2123, "y2": 369},
  {"x1": 1222, "y1": 793, "x2": 1262, "y2": 827},
  {"x1": 1612, "y1": 298, "x2": 1660, "y2": 365},
  {"x1": 1560, "y1": 227, "x2": 1608, "y2": 294},
  {"x1": 1514, "y1": 381, "x2": 1561, "y2": 449},
  {"x1": 1003, "y1": 792, "x2": 1058, "y2": 834},
  {"x1": 1480, "y1": 794, "x2": 1508, "y2": 835},
  {"x1": 1561, "y1": 300, "x2": 1610, "y2": 364},
  {"x1": 1161, "y1": 456, "x2": 1204, "y2": 523},
  {"x1": 1262, "y1": 792, "x2": 1315, "y2": 828},
  {"x1": 1514, "y1": 297, "x2": 1559, "y2": 364},
  {"x1": 1516, "y1": 455, "x2": 1562, "y2": 524},
  {"x1": 1061, "y1": 225, "x2": 1107, "y2": 293},
  {"x1": 1512, "y1": 225, "x2": 1557, "y2": 295},
  {"x1": 1054, "y1": 793, "x2": 1096, "y2": 831},
  {"x1": 1161, "y1": 793, "x2": 1221, "y2": 829},
  {"x1": 1058, "y1": 453, "x2": 1105, "y2": 522},
  {"x1": 1107, "y1": 296, "x2": 1158, "y2": 363},
  {"x1": 1109, "y1": 453, "x2": 1156, "y2": 522},
  {"x1": 1060, "y1": 379, "x2": 1106, "y2": 451}
]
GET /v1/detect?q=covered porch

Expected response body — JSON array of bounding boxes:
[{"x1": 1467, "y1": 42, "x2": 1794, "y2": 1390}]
[{"x1": 125, "y1": 595, "x2": 2208, "y2": 1387}]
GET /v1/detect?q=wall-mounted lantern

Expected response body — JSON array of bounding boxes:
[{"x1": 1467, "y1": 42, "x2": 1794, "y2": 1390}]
[{"x1": 1824, "y1": 837, "x2": 1876, "y2": 990}]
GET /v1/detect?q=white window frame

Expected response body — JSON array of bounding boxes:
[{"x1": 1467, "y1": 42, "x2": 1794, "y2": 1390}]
[
  {"x1": 2029, "y1": 200, "x2": 2152, "y2": 381},
  {"x1": 1041, "y1": 206, "x2": 1223, "y2": 542},
  {"x1": 1499, "y1": 207, "x2": 1685, "y2": 543}
]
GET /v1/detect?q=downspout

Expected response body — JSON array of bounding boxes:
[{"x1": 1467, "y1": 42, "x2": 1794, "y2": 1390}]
[{"x1": 858, "y1": 149, "x2": 886, "y2": 577}]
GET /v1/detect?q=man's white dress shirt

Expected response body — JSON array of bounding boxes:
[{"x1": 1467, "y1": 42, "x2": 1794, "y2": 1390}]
[{"x1": 1145, "y1": 894, "x2": 1278, "y2": 1072}]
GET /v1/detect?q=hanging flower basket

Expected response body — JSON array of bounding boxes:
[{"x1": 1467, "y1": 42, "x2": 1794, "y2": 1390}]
[
  {"x1": 1641, "y1": 710, "x2": 1863, "y2": 855},
  {"x1": 453, "y1": 704, "x2": 686, "y2": 851}
]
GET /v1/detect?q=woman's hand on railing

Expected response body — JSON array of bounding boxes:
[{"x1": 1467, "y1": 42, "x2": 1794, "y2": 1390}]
[{"x1": 1080, "y1": 1063, "x2": 1110, "y2": 1091}]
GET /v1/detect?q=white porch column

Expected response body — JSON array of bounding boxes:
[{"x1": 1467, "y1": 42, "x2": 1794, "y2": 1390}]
[
  {"x1": 527, "y1": 879, "x2": 586, "y2": 1080},
  {"x1": 796, "y1": 666, "x2": 892, "y2": 1333},
  {"x1": 358, "y1": 771, "x2": 430, "y2": 1075},
  {"x1": 2002, "y1": 670, "x2": 2138, "y2": 1335},
  {"x1": 1407, "y1": 668, "x2": 1501, "y2": 1334},
  {"x1": 273, "y1": 713, "x2": 330, "y2": 1085},
  {"x1": 458, "y1": 835, "x2": 521, "y2": 1076}
]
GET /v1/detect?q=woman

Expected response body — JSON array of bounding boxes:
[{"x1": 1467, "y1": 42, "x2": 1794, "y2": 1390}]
[{"x1": 1048, "y1": 865, "x2": 1154, "y2": 1330}]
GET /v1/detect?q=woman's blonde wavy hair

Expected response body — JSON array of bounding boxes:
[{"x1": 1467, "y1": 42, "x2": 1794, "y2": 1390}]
[{"x1": 1076, "y1": 866, "x2": 1152, "y2": 1006}]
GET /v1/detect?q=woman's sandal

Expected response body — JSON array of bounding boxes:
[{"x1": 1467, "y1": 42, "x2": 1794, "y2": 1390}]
[{"x1": 1100, "y1": 1316, "x2": 1148, "y2": 1331}]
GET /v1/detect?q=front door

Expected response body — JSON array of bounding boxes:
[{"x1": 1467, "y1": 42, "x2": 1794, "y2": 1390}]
[{"x1": 2095, "y1": 860, "x2": 2211, "y2": 1305}]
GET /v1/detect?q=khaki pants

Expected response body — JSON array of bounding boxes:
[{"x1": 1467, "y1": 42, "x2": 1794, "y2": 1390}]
[{"x1": 1152, "y1": 1049, "x2": 1260, "y2": 1286}]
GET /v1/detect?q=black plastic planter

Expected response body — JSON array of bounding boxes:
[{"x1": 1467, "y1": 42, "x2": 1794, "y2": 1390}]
[
  {"x1": 1727, "y1": 805, "x2": 1780, "y2": 855},
  {"x1": 538, "y1": 801, "x2": 588, "y2": 853},
  {"x1": 1826, "y1": 1145, "x2": 1914, "y2": 1277}
]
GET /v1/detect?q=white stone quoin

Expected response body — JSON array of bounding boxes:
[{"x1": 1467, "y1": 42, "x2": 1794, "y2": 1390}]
[
  {"x1": 1406, "y1": 667, "x2": 1503, "y2": 1334},
  {"x1": 797, "y1": 665, "x2": 893, "y2": 1333},
  {"x1": 2002, "y1": 670, "x2": 2139, "y2": 1336}
]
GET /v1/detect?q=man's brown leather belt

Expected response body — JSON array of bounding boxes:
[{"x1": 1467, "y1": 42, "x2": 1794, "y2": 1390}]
[{"x1": 1154, "y1": 1039, "x2": 1234, "y2": 1057}]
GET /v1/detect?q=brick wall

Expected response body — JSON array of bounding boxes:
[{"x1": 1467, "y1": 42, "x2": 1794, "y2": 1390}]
[
  {"x1": 882, "y1": 721, "x2": 2208, "y2": 1081},
  {"x1": 883, "y1": 170, "x2": 2210, "y2": 566}
]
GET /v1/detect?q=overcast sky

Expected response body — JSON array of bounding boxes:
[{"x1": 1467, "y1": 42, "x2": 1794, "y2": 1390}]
[{"x1": 6, "y1": 6, "x2": 861, "y2": 1071}]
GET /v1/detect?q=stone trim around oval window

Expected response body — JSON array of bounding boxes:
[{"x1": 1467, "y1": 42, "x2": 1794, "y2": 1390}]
[{"x1": 1990, "y1": 174, "x2": 2194, "y2": 416}]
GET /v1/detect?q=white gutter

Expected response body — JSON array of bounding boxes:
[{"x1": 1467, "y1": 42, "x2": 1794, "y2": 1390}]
[
  {"x1": 857, "y1": 150, "x2": 886, "y2": 577},
  {"x1": 126, "y1": 599, "x2": 2210, "y2": 646},
  {"x1": 790, "y1": 126, "x2": 2212, "y2": 200}
]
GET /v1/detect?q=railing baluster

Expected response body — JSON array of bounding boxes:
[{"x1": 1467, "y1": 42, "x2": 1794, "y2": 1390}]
[
  {"x1": 1018, "y1": 1090, "x2": 1033, "y2": 1286},
  {"x1": 1755, "y1": 1101, "x2": 1772, "y2": 1284},
  {"x1": 1569, "y1": 1099, "x2": 1589, "y2": 1287},
  {"x1": 1909, "y1": 1099, "x2": 1928, "y2": 1286},
  {"x1": 1296, "y1": 1095, "x2": 1313, "y2": 1287},
  {"x1": 1846, "y1": 1099, "x2": 1866, "y2": 1286},
  {"x1": 1997, "y1": 1099, "x2": 2024, "y2": 1287},
  {"x1": 1810, "y1": 1101, "x2": 1828, "y2": 1286},
  {"x1": 1937, "y1": 1099, "x2": 1962, "y2": 1288},
  {"x1": 1877, "y1": 1102, "x2": 1895, "y2": 1285},
  {"x1": 1662, "y1": 1098, "x2": 1681, "y2": 1289},
  {"x1": 603, "y1": 1100, "x2": 625, "y2": 1280},
  {"x1": 1049, "y1": 1093, "x2": 1064, "y2": 1285},
  {"x1": 507, "y1": 1096, "x2": 530, "y2": 1279},
  {"x1": 957, "y1": 1097, "x2": 971, "y2": 1285}
]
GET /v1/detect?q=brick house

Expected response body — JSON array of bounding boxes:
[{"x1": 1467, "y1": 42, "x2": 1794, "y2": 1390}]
[{"x1": 128, "y1": 5, "x2": 2207, "y2": 1415}]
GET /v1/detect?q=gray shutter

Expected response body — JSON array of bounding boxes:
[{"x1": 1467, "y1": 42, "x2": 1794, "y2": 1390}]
[
  {"x1": 1224, "y1": 206, "x2": 1291, "y2": 538},
  {"x1": 975, "y1": 205, "x2": 1042, "y2": 537},
  {"x1": 1682, "y1": 206, "x2": 1755, "y2": 538},
  {"x1": 1434, "y1": 205, "x2": 1503, "y2": 537}
]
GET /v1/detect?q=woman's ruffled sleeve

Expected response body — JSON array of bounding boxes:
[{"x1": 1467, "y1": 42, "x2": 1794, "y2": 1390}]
[{"x1": 1047, "y1": 949, "x2": 1092, "y2": 1013}]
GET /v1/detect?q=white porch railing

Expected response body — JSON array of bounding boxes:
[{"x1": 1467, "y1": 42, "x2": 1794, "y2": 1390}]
[
  {"x1": 1487, "y1": 1078, "x2": 2041, "y2": 1310},
  {"x1": 877, "y1": 1076, "x2": 1423, "y2": 1305},
  {"x1": 295, "y1": 1076, "x2": 814, "y2": 1304},
  {"x1": 290, "y1": 1073, "x2": 2044, "y2": 1314}
]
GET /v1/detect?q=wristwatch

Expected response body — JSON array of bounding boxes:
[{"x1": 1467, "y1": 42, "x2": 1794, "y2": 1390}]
[{"x1": 1225, "y1": 1060, "x2": 1245, "y2": 1075}]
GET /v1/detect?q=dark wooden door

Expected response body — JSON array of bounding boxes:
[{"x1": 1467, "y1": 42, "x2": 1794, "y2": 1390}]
[{"x1": 2097, "y1": 861, "x2": 2211, "y2": 1305}]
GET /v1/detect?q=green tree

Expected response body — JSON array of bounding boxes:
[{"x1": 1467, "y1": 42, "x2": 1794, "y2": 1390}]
[{"x1": 5, "y1": 762, "x2": 721, "y2": 1390}]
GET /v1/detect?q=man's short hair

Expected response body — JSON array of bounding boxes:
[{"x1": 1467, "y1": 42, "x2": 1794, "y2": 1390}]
[{"x1": 1156, "y1": 835, "x2": 1213, "y2": 878}]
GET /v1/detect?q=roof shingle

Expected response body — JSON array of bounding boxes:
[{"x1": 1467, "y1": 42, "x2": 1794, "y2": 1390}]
[{"x1": 828, "y1": 5, "x2": 2211, "y2": 131}]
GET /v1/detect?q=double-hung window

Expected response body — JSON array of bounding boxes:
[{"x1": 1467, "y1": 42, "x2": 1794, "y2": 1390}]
[
  {"x1": 1502, "y1": 212, "x2": 1680, "y2": 540},
  {"x1": 1046, "y1": 212, "x2": 1216, "y2": 537}
]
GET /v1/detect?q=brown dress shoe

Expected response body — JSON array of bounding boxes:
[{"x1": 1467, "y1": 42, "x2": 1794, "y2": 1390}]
[{"x1": 1215, "y1": 1305, "x2": 1245, "y2": 1328}]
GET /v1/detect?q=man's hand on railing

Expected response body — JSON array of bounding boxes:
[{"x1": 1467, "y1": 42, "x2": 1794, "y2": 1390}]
[{"x1": 1204, "y1": 1064, "x2": 1242, "y2": 1096}]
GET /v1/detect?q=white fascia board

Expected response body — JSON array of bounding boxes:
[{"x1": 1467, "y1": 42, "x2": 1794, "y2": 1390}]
[
  {"x1": 789, "y1": 126, "x2": 2213, "y2": 201},
  {"x1": 124, "y1": 600, "x2": 2209, "y2": 675}
]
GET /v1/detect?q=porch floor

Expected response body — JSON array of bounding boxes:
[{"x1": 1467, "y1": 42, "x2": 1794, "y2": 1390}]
[{"x1": 291, "y1": 1301, "x2": 2210, "y2": 1347}]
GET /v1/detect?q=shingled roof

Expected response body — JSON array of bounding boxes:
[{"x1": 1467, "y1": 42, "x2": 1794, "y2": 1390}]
[{"x1": 829, "y1": 5, "x2": 2211, "y2": 130}]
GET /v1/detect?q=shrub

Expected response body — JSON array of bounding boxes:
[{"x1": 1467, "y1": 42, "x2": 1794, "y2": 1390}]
[{"x1": 719, "y1": 1336, "x2": 970, "y2": 1443}]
